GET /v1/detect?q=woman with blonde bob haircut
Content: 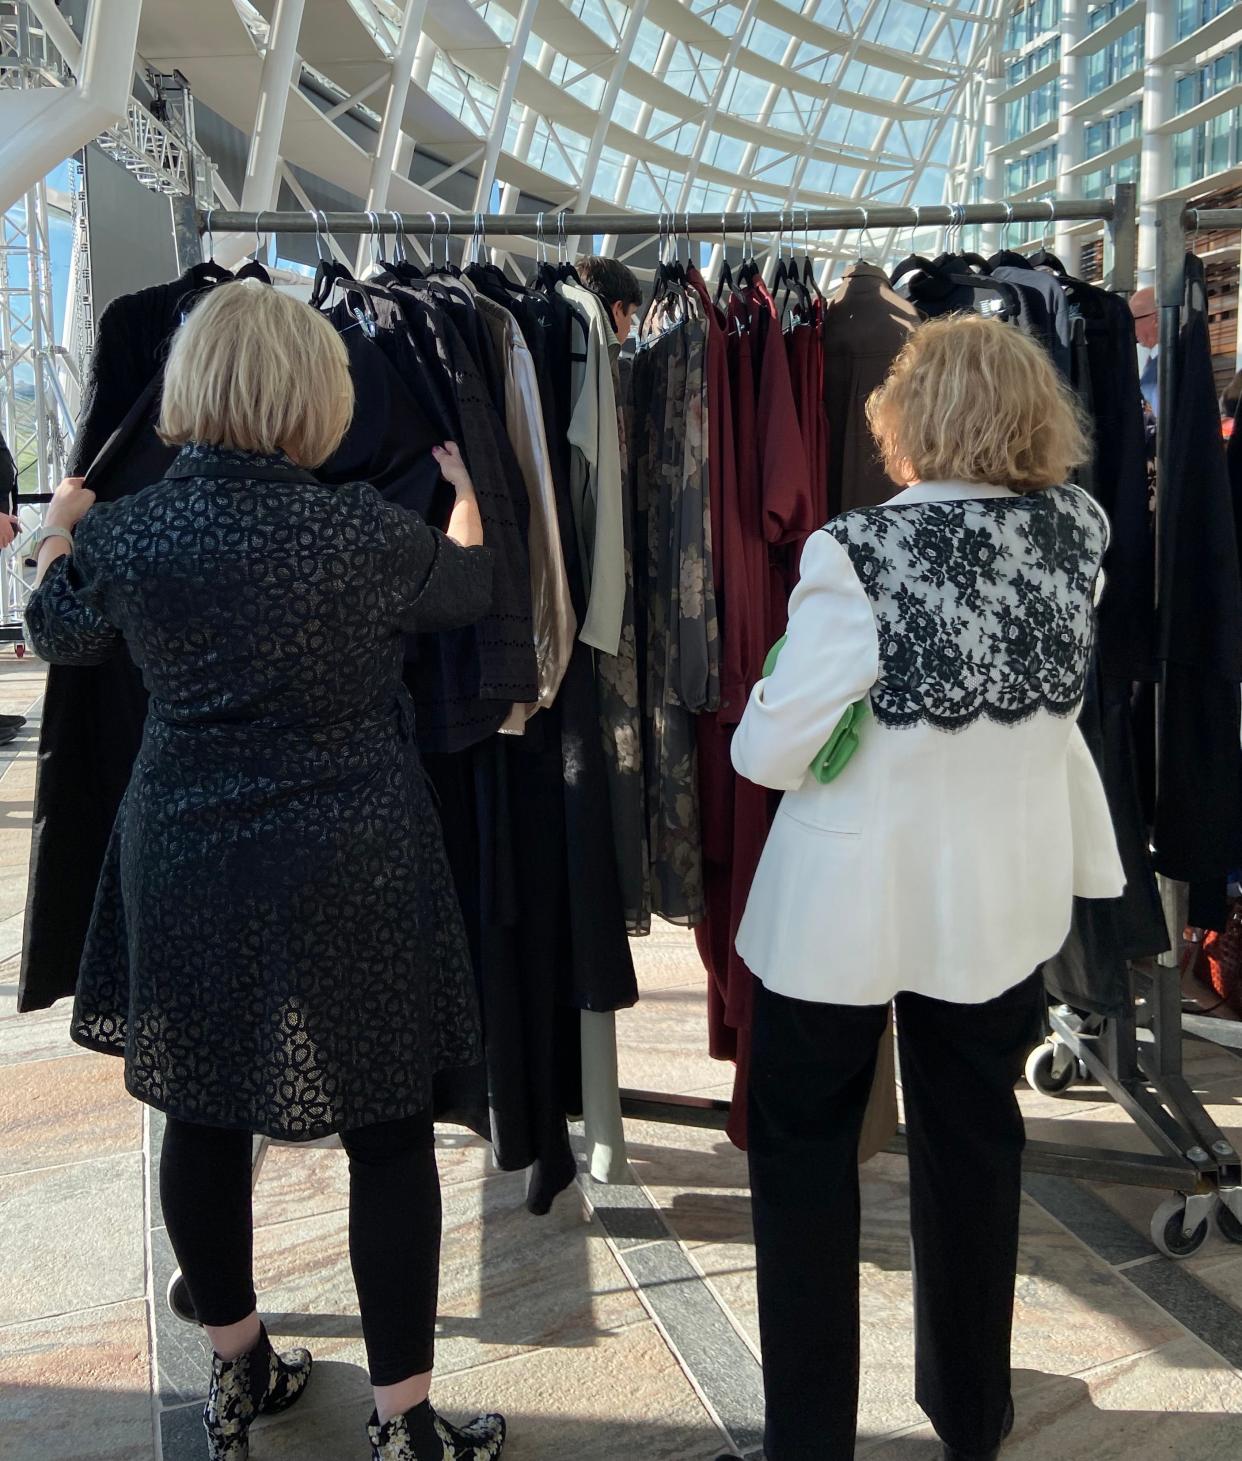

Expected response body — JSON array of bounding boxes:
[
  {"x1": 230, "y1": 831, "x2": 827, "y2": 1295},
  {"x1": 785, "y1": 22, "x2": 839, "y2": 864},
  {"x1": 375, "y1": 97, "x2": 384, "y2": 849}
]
[
  {"x1": 26, "y1": 279, "x2": 510, "y2": 1461},
  {"x1": 730, "y1": 313, "x2": 1124, "y2": 1461}
]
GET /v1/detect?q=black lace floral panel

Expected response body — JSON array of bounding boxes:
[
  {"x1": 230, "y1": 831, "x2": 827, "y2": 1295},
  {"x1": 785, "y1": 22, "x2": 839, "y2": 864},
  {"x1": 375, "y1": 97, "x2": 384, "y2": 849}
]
[{"x1": 824, "y1": 485, "x2": 1107, "y2": 732}]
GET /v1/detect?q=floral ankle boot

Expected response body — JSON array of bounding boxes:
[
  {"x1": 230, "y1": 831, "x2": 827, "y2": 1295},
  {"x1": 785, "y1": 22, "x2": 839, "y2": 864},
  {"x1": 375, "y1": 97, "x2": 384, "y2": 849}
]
[
  {"x1": 367, "y1": 1400, "x2": 506, "y2": 1461},
  {"x1": 203, "y1": 1324, "x2": 313, "y2": 1460}
]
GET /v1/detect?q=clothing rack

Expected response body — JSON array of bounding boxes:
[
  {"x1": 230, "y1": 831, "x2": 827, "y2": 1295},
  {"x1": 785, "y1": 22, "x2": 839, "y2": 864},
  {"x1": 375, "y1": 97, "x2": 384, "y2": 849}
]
[
  {"x1": 177, "y1": 186, "x2": 1242, "y2": 1253},
  {"x1": 198, "y1": 193, "x2": 1139, "y2": 290}
]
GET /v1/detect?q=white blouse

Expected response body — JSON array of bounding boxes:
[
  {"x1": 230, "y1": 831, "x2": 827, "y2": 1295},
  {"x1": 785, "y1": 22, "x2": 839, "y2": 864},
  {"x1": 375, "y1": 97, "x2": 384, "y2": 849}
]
[{"x1": 731, "y1": 480, "x2": 1126, "y2": 1007}]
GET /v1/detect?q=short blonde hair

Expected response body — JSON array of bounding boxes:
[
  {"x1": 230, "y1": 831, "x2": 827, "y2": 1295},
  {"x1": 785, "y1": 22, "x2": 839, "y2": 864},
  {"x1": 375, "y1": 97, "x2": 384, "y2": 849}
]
[
  {"x1": 866, "y1": 313, "x2": 1089, "y2": 493},
  {"x1": 158, "y1": 279, "x2": 353, "y2": 467}
]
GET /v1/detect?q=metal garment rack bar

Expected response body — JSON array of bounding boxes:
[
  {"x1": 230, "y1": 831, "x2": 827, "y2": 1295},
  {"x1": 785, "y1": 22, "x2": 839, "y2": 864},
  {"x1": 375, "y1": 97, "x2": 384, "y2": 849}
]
[{"x1": 199, "y1": 198, "x2": 1125, "y2": 241}]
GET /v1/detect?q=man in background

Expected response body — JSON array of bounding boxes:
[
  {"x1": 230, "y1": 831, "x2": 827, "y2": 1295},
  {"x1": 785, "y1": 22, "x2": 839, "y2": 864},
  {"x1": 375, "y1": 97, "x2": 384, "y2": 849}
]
[
  {"x1": 1130, "y1": 286, "x2": 1159, "y2": 419},
  {"x1": 576, "y1": 255, "x2": 643, "y2": 344}
]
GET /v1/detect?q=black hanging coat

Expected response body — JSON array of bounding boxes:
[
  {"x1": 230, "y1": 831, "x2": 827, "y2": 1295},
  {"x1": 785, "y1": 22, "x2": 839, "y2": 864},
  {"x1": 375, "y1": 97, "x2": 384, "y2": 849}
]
[{"x1": 1153, "y1": 256, "x2": 1242, "y2": 883}]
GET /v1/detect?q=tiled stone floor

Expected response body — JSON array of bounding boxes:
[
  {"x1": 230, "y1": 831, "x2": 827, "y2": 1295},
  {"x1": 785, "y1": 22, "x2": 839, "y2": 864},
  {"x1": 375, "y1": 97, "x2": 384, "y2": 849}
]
[{"x1": 2, "y1": 651, "x2": 1242, "y2": 1458}]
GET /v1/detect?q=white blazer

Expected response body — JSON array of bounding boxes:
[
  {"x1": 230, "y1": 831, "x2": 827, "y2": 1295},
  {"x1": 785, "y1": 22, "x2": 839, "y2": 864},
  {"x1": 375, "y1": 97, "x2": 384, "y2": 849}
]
[{"x1": 732, "y1": 480, "x2": 1126, "y2": 1007}]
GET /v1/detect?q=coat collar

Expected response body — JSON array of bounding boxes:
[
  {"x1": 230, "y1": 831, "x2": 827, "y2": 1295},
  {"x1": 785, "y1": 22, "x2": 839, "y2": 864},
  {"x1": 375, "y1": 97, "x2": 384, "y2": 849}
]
[
  {"x1": 886, "y1": 480, "x2": 1020, "y2": 506},
  {"x1": 840, "y1": 261, "x2": 891, "y2": 286},
  {"x1": 164, "y1": 442, "x2": 320, "y2": 485}
]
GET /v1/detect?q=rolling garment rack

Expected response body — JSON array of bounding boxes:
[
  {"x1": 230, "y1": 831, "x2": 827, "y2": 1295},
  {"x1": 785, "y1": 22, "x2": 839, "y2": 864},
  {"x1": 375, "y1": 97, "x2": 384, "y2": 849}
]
[{"x1": 164, "y1": 188, "x2": 1240, "y2": 1322}]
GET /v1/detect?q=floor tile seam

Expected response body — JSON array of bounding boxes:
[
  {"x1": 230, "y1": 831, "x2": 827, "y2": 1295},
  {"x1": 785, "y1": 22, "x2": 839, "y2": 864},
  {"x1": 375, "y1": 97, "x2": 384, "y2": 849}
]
[
  {"x1": 601, "y1": 1237, "x2": 743, "y2": 1458},
  {"x1": 1022, "y1": 1177, "x2": 1242, "y2": 1372},
  {"x1": 0, "y1": 1293, "x2": 149, "y2": 1330},
  {"x1": 249, "y1": 1199, "x2": 354, "y2": 1235},
  {"x1": 0, "y1": 1144, "x2": 144, "y2": 1180},
  {"x1": 143, "y1": 1104, "x2": 166, "y2": 1461}
]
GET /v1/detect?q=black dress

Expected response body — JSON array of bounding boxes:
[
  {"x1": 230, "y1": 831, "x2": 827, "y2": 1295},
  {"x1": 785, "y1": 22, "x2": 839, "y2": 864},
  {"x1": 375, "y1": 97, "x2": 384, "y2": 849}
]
[{"x1": 24, "y1": 442, "x2": 493, "y2": 1140}]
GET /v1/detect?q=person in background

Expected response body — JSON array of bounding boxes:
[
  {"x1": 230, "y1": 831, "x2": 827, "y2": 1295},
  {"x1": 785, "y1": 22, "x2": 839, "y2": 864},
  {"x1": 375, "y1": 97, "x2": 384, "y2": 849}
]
[
  {"x1": 24, "y1": 281, "x2": 506, "y2": 1461},
  {"x1": 575, "y1": 254, "x2": 643, "y2": 344},
  {"x1": 1130, "y1": 285, "x2": 1159, "y2": 419},
  {"x1": 730, "y1": 315, "x2": 1124, "y2": 1461}
]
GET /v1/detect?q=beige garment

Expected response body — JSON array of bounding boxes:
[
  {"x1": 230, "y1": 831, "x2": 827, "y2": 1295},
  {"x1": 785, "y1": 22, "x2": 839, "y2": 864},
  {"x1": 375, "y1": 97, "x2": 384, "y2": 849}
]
[
  {"x1": 475, "y1": 295, "x2": 576, "y2": 726},
  {"x1": 860, "y1": 1014, "x2": 899, "y2": 1165},
  {"x1": 560, "y1": 281, "x2": 626, "y2": 656}
]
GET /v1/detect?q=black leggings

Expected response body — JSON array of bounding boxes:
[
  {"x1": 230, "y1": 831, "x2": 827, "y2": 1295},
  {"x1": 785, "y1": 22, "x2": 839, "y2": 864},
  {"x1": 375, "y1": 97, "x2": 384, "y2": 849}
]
[{"x1": 159, "y1": 1110, "x2": 441, "y2": 1386}]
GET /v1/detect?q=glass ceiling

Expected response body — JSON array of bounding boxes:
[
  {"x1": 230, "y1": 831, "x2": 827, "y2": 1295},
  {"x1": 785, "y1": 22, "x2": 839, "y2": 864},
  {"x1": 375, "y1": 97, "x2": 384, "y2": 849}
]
[{"x1": 350, "y1": 0, "x2": 1004, "y2": 219}]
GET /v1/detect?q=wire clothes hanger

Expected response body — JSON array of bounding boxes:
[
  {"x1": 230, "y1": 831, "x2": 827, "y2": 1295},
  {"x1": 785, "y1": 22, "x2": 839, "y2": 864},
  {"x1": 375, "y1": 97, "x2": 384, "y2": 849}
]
[
  {"x1": 308, "y1": 209, "x2": 355, "y2": 309},
  {"x1": 197, "y1": 208, "x2": 233, "y2": 283},
  {"x1": 234, "y1": 214, "x2": 272, "y2": 283},
  {"x1": 1028, "y1": 200, "x2": 1067, "y2": 275}
]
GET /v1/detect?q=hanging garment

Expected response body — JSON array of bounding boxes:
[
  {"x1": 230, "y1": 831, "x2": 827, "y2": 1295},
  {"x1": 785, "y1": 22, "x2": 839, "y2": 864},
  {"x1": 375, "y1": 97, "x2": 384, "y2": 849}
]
[
  {"x1": 0, "y1": 427, "x2": 16, "y2": 516},
  {"x1": 990, "y1": 263, "x2": 1072, "y2": 379},
  {"x1": 823, "y1": 261, "x2": 919, "y2": 516},
  {"x1": 749, "y1": 276, "x2": 814, "y2": 638},
  {"x1": 630, "y1": 289, "x2": 718, "y2": 926},
  {"x1": 474, "y1": 293, "x2": 576, "y2": 720},
  {"x1": 562, "y1": 284, "x2": 648, "y2": 934},
  {"x1": 560, "y1": 281, "x2": 627, "y2": 656},
  {"x1": 19, "y1": 265, "x2": 233, "y2": 1013},
  {"x1": 1064, "y1": 279, "x2": 1156, "y2": 683},
  {"x1": 24, "y1": 443, "x2": 491, "y2": 1139},
  {"x1": 1153, "y1": 256, "x2": 1242, "y2": 883}
]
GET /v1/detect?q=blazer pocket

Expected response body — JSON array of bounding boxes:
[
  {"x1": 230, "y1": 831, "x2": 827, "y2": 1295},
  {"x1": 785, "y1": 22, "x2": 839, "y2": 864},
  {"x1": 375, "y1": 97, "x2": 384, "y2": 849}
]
[{"x1": 776, "y1": 804, "x2": 863, "y2": 838}]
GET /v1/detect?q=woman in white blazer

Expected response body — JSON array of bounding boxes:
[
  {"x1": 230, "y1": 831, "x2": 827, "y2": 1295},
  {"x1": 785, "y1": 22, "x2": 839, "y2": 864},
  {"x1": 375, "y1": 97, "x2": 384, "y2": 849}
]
[{"x1": 731, "y1": 314, "x2": 1124, "y2": 1461}]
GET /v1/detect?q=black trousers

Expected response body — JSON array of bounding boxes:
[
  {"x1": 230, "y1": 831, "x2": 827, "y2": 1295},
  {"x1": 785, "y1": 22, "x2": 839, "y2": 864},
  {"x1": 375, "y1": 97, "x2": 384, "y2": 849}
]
[
  {"x1": 748, "y1": 974, "x2": 1043, "y2": 1461},
  {"x1": 159, "y1": 1110, "x2": 442, "y2": 1386}
]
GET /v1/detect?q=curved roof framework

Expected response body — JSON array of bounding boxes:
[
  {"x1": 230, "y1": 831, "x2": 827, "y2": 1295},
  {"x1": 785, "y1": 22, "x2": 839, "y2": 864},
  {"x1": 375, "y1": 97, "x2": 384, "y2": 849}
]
[{"x1": 134, "y1": 0, "x2": 1009, "y2": 272}]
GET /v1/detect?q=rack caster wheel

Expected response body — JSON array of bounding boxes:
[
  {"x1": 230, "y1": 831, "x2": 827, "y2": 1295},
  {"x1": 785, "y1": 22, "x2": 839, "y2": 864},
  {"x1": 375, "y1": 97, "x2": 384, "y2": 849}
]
[
  {"x1": 167, "y1": 1270, "x2": 199, "y2": 1325},
  {"x1": 1215, "y1": 1202, "x2": 1242, "y2": 1246},
  {"x1": 1025, "y1": 1040, "x2": 1076, "y2": 1097},
  {"x1": 1151, "y1": 1196, "x2": 1212, "y2": 1259}
]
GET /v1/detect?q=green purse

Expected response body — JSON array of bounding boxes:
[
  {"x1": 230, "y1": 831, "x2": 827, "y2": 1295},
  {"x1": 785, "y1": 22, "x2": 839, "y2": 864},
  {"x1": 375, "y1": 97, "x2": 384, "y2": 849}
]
[{"x1": 762, "y1": 635, "x2": 869, "y2": 784}]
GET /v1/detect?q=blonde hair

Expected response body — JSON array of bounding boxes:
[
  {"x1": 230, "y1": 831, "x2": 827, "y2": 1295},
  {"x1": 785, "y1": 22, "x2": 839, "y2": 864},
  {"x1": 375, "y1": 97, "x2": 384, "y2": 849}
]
[
  {"x1": 866, "y1": 313, "x2": 1090, "y2": 493},
  {"x1": 157, "y1": 279, "x2": 353, "y2": 467}
]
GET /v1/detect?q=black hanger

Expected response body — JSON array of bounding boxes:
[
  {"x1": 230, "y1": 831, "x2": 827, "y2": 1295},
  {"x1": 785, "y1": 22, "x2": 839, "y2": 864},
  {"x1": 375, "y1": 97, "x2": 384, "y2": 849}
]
[
  {"x1": 988, "y1": 249, "x2": 1034, "y2": 271},
  {"x1": 196, "y1": 211, "x2": 233, "y2": 283},
  {"x1": 890, "y1": 254, "x2": 944, "y2": 286},
  {"x1": 233, "y1": 217, "x2": 273, "y2": 283},
  {"x1": 1028, "y1": 244, "x2": 1068, "y2": 276}
]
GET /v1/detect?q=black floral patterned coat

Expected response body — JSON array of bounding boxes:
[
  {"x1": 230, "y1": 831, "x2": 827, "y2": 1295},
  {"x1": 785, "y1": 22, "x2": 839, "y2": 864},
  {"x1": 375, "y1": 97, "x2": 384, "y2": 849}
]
[{"x1": 25, "y1": 443, "x2": 493, "y2": 1140}]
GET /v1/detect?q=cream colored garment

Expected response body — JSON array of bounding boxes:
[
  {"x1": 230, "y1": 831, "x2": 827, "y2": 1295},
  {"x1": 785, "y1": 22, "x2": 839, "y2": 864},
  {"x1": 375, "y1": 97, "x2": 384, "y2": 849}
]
[
  {"x1": 474, "y1": 295, "x2": 576, "y2": 726},
  {"x1": 559, "y1": 281, "x2": 625, "y2": 655}
]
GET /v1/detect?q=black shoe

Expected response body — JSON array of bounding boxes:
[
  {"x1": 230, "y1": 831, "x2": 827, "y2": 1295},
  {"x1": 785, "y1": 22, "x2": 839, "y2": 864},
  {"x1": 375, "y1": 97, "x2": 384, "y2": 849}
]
[
  {"x1": 203, "y1": 1324, "x2": 312, "y2": 1460},
  {"x1": 0, "y1": 714, "x2": 24, "y2": 729},
  {"x1": 368, "y1": 1401, "x2": 506, "y2": 1460},
  {"x1": 942, "y1": 1397, "x2": 1015, "y2": 1460}
]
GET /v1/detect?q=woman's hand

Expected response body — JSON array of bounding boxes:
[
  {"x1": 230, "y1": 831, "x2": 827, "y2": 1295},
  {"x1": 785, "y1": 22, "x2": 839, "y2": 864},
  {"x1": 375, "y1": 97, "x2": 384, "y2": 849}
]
[
  {"x1": 46, "y1": 477, "x2": 96, "y2": 533},
  {"x1": 0, "y1": 514, "x2": 18, "y2": 550},
  {"x1": 434, "y1": 445, "x2": 483, "y2": 550},
  {"x1": 432, "y1": 442, "x2": 475, "y2": 498}
]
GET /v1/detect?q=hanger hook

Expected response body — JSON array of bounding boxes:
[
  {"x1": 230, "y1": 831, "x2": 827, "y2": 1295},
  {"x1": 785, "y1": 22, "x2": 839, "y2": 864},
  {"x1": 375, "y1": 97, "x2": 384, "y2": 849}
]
[
  {"x1": 1001, "y1": 201, "x2": 1013, "y2": 250},
  {"x1": 204, "y1": 207, "x2": 215, "y2": 261},
  {"x1": 857, "y1": 207, "x2": 868, "y2": 262},
  {"x1": 1044, "y1": 199, "x2": 1055, "y2": 249},
  {"x1": 252, "y1": 212, "x2": 263, "y2": 262}
]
